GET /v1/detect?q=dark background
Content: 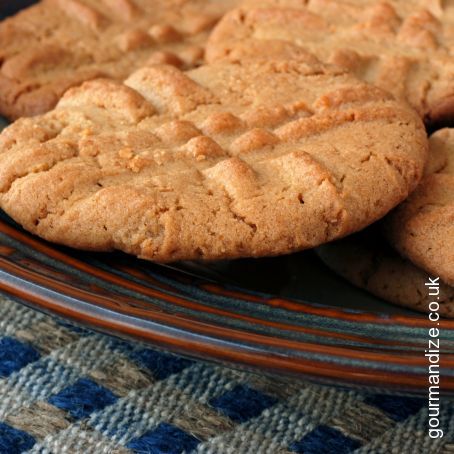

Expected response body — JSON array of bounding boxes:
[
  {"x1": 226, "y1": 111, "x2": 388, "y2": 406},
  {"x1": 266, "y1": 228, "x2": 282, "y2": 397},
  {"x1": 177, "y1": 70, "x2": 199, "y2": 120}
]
[{"x1": 0, "y1": 0, "x2": 38, "y2": 20}]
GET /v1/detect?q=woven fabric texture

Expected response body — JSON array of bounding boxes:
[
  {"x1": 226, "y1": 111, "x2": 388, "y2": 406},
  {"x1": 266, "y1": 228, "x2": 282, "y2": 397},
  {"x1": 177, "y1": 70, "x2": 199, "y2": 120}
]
[{"x1": 0, "y1": 294, "x2": 453, "y2": 454}]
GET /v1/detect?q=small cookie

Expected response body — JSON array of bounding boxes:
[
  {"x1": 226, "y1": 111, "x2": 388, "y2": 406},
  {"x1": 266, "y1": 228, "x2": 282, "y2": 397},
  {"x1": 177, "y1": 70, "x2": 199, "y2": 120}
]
[
  {"x1": 206, "y1": 0, "x2": 454, "y2": 126},
  {"x1": 0, "y1": 0, "x2": 240, "y2": 119},
  {"x1": 0, "y1": 57, "x2": 427, "y2": 261},
  {"x1": 316, "y1": 227, "x2": 454, "y2": 317},
  {"x1": 386, "y1": 128, "x2": 454, "y2": 286}
]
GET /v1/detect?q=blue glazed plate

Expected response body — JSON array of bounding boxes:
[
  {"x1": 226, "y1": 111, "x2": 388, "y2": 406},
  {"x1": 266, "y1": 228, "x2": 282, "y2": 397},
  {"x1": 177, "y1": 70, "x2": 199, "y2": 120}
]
[{"x1": 1, "y1": 197, "x2": 454, "y2": 394}]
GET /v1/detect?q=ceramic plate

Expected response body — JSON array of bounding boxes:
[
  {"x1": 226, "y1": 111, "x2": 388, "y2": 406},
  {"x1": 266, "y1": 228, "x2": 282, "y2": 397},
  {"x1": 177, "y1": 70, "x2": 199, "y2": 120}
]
[{"x1": 2, "y1": 203, "x2": 454, "y2": 393}]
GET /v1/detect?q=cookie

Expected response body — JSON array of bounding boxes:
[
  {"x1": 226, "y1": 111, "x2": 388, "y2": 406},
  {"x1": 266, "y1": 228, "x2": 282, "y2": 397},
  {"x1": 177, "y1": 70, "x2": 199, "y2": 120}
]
[
  {"x1": 385, "y1": 128, "x2": 454, "y2": 286},
  {"x1": 206, "y1": 0, "x2": 454, "y2": 126},
  {"x1": 316, "y1": 227, "x2": 454, "y2": 317},
  {"x1": 0, "y1": 57, "x2": 427, "y2": 261},
  {"x1": 0, "y1": 0, "x2": 240, "y2": 120}
]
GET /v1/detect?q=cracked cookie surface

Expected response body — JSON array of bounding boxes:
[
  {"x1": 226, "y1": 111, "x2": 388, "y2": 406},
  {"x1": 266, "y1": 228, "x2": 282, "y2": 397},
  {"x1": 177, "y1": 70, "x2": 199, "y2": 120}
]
[
  {"x1": 386, "y1": 128, "x2": 454, "y2": 286},
  {"x1": 0, "y1": 0, "x2": 240, "y2": 119},
  {"x1": 0, "y1": 57, "x2": 428, "y2": 261},
  {"x1": 206, "y1": 0, "x2": 454, "y2": 126},
  {"x1": 316, "y1": 227, "x2": 454, "y2": 317}
]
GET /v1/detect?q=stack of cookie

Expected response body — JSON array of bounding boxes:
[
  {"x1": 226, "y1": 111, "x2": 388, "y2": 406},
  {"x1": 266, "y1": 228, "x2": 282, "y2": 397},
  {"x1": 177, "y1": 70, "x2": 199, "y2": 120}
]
[
  {"x1": 318, "y1": 128, "x2": 454, "y2": 316},
  {"x1": 0, "y1": 0, "x2": 452, "y2": 315}
]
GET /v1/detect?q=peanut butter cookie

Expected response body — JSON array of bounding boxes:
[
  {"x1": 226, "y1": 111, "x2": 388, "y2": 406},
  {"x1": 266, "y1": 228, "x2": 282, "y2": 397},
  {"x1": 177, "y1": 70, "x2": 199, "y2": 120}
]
[
  {"x1": 386, "y1": 128, "x2": 454, "y2": 286},
  {"x1": 207, "y1": 0, "x2": 454, "y2": 126},
  {"x1": 0, "y1": 0, "x2": 240, "y2": 119},
  {"x1": 317, "y1": 227, "x2": 454, "y2": 317},
  {"x1": 0, "y1": 57, "x2": 427, "y2": 261}
]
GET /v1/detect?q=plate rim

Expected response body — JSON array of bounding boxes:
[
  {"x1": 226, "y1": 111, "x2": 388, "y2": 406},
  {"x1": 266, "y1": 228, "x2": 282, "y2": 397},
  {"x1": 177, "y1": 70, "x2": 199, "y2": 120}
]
[{"x1": 1, "y1": 217, "x2": 454, "y2": 394}]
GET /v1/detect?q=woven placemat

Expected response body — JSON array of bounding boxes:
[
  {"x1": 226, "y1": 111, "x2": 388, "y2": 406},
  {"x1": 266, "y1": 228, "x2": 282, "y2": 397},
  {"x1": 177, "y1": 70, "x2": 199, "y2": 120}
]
[{"x1": 0, "y1": 294, "x2": 452, "y2": 454}]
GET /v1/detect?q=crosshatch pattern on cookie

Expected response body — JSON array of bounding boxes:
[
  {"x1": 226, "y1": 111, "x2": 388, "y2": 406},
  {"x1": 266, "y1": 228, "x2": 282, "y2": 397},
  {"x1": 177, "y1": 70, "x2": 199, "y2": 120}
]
[
  {"x1": 0, "y1": 58, "x2": 428, "y2": 261},
  {"x1": 0, "y1": 0, "x2": 241, "y2": 119},
  {"x1": 385, "y1": 128, "x2": 454, "y2": 286},
  {"x1": 206, "y1": 0, "x2": 454, "y2": 125}
]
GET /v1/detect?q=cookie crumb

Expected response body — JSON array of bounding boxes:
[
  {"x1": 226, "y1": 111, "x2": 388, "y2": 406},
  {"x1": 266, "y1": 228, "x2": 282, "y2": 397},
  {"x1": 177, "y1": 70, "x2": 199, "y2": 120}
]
[{"x1": 118, "y1": 147, "x2": 134, "y2": 159}]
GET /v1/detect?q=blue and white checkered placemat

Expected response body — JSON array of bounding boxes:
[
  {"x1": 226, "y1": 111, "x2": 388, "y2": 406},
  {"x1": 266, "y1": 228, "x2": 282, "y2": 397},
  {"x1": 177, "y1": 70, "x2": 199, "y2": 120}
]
[{"x1": 0, "y1": 294, "x2": 453, "y2": 454}]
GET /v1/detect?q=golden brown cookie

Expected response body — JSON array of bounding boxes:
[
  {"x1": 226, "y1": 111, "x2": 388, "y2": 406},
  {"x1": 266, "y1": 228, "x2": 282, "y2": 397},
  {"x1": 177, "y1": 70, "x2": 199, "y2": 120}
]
[
  {"x1": 206, "y1": 0, "x2": 454, "y2": 126},
  {"x1": 0, "y1": 0, "x2": 240, "y2": 119},
  {"x1": 0, "y1": 57, "x2": 427, "y2": 261},
  {"x1": 386, "y1": 128, "x2": 454, "y2": 286},
  {"x1": 316, "y1": 227, "x2": 454, "y2": 317}
]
